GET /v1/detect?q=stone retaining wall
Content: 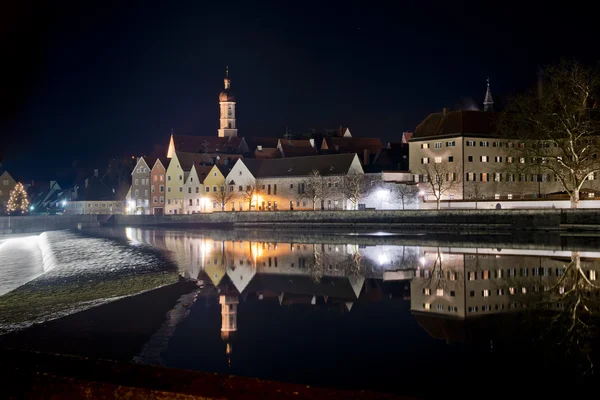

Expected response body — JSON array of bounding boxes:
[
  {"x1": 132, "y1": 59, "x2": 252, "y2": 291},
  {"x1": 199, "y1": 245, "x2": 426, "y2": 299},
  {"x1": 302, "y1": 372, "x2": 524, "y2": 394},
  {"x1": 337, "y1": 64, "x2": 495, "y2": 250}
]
[
  {"x1": 0, "y1": 215, "x2": 100, "y2": 234},
  {"x1": 108, "y1": 209, "x2": 600, "y2": 231}
]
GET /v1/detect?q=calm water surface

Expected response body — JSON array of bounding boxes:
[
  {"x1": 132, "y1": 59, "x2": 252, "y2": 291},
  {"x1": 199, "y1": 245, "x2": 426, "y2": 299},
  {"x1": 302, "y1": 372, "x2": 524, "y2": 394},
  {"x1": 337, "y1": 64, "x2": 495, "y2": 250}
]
[{"x1": 1, "y1": 227, "x2": 599, "y2": 398}]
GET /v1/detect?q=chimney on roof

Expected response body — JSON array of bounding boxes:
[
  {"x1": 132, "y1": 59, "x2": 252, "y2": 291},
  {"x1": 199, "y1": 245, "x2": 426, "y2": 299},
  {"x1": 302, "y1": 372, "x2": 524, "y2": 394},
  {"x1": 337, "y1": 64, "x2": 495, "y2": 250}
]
[
  {"x1": 363, "y1": 149, "x2": 370, "y2": 166},
  {"x1": 443, "y1": 108, "x2": 449, "y2": 116},
  {"x1": 94, "y1": 169, "x2": 98, "y2": 177},
  {"x1": 257, "y1": 145, "x2": 263, "y2": 151}
]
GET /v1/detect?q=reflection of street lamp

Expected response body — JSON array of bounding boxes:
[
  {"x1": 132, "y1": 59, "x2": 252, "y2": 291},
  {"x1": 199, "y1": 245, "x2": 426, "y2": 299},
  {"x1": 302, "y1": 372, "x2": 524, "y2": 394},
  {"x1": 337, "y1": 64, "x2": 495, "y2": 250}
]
[{"x1": 61, "y1": 200, "x2": 67, "y2": 207}]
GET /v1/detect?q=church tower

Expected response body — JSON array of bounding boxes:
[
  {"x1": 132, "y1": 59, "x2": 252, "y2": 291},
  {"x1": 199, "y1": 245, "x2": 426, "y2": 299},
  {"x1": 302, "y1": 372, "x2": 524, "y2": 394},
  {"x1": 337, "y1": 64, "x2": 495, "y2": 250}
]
[
  {"x1": 218, "y1": 66, "x2": 237, "y2": 137},
  {"x1": 483, "y1": 77, "x2": 494, "y2": 112}
]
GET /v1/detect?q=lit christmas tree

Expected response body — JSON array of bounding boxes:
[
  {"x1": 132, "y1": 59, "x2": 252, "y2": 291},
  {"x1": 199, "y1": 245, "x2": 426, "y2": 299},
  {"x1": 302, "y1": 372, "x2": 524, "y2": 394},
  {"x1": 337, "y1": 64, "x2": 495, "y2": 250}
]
[{"x1": 6, "y1": 182, "x2": 30, "y2": 215}]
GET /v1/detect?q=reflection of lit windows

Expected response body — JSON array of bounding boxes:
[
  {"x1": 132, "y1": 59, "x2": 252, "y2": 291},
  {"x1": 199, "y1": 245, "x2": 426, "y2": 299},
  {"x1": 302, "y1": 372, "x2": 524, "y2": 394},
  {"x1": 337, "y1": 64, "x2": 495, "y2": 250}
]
[
  {"x1": 590, "y1": 270, "x2": 597, "y2": 280},
  {"x1": 521, "y1": 287, "x2": 527, "y2": 294},
  {"x1": 423, "y1": 288, "x2": 431, "y2": 295},
  {"x1": 449, "y1": 272, "x2": 457, "y2": 281},
  {"x1": 509, "y1": 287, "x2": 515, "y2": 295},
  {"x1": 436, "y1": 288, "x2": 444, "y2": 296},
  {"x1": 497, "y1": 288, "x2": 505, "y2": 295},
  {"x1": 559, "y1": 286, "x2": 565, "y2": 294},
  {"x1": 482, "y1": 270, "x2": 489, "y2": 279},
  {"x1": 424, "y1": 303, "x2": 431, "y2": 310},
  {"x1": 468, "y1": 271, "x2": 476, "y2": 281},
  {"x1": 482, "y1": 289, "x2": 490, "y2": 297}
]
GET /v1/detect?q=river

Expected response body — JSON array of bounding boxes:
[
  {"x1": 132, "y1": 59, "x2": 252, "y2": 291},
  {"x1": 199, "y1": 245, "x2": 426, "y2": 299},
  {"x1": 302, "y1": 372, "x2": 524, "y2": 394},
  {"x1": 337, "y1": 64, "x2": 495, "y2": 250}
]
[{"x1": 0, "y1": 227, "x2": 599, "y2": 398}]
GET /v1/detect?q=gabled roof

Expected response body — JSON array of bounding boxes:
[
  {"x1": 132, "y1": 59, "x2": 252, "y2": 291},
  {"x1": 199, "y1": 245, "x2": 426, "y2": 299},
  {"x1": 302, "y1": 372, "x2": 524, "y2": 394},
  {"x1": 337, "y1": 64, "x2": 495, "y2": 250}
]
[
  {"x1": 239, "y1": 153, "x2": 360, "y2": 178},
  {"x1": 323, "y1": 137, "x2": 383, "y2": 153},
  {"x1": 171, "y1": 135, "x2": 245, "y2": 154},
  {"x1": 190, "y1": 165, "x2": 213, "y2": 184},
  {"x1": 411, "y1": 110, "x2": 498, "y2": 140},
  {"x1": 152, "y1": 157, "x2": 171, "y2": 171}
]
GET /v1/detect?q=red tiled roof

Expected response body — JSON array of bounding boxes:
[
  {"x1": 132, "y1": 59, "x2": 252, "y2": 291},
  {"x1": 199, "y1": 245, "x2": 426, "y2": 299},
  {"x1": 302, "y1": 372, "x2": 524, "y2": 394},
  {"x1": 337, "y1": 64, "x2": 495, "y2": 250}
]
[
  {"x1": 411, "y1": 110, "x2": 498, "y2": 140},
  {"x1": 325, "y1": 137, "x2": 383, "y2": 153},
  {"x1": 176, "y1": 151, "x2": 242, "y2": 170},
  {"x1": 254, "y1": 147, "x2": 281, "y2": 159},
  {"x1": 172, "y1": 135, "x2": 245, "y2": 153},
  {"x1": 245, "y1": 137, "x2": 280, "y2": 151}
]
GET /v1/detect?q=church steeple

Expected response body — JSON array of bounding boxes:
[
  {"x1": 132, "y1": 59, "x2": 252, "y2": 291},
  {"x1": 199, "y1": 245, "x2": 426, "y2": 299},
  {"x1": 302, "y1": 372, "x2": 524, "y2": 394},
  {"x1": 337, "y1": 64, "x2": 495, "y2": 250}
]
[
  {"x1": 483, "y1": 77, "x2": 494, "y2": 112},
  {"x1": 218, "y1": 66, "x2": 237, "y2": 137}
]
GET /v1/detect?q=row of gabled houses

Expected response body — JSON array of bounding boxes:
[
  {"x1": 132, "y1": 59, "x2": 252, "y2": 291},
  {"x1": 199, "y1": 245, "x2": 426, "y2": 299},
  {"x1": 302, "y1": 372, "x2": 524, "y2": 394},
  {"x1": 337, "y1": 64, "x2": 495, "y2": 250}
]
[{"x1": 126, "y1": 151, "x2": 388, "y2": 215}]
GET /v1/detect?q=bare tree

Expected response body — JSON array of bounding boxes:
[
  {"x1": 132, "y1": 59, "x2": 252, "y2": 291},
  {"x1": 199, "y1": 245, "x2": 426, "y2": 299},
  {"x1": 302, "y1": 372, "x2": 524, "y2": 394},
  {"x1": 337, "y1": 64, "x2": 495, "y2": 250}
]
[
  {"x1": 392, "y1": 183, "x2": 419, "y2": 210},
  {"x1": 465, "y1": 180, "x2": 485, "y2": 209},
  {"x1": 210, "y1": 178, "x2": 235, "y2": 211},
  {"x1": 499, "y1": 60, "x2": 600, "y2": 208},
  {"x1": 422, "y1": 161, "x2": 462, "y2": 209},
  {"x1": 241, "y1": 180, "x2": 260, "y2": 211},
  {"x1": 298, "y1": 169, "x2": 325, "y2": 210},
  {"x1": 342, "y1": 172, "x2": 371, "y2": 210}
]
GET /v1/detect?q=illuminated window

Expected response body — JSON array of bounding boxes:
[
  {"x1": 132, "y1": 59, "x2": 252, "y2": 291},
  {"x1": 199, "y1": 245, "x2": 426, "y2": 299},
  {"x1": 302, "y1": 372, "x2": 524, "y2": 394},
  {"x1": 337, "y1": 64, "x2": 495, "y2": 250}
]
[
  {"x1": 509, "y1": 287, "x2": 515, "y2": 295},
  {"x1": 468, "y1": 271, "x2": 476, "y2": 281},
  {"x1": 521, "y1": 287, "x2": 527, "y2": 294},
  {"x1": 421, "y1": 157, "x2": 429, "y2": 164},
  {"x1": 590, "y1": 270, "x2": 597, "y2": 281},
  {"x1": 559, "y1": 286, "x2": 565, "y2": 294},
  {"x1": 436, "y1": 288, "x2": 444, "y2": 296},
  {"x1": 480, "y1": 173, "x2": 488, "y2": 182},
  {"x1": 483, "y1": 289, "x2": 490, "y2": 297},
  {"x1": 497, "y1": 288, "x2": 505, "y2": 295},
  {"x1": 423, "y1": 303, "x2": 431, "y2": 310},
  {"x1": 449, "y1": 272, "x2": 457, "y2": 281},
  {"x1": 421, "y1": 143, "x2": 429, "y2": 149},
  {"x1": 423, "y1": 288, "x2": 431, "y2": 295},
  {"x1": 434, "y1": 157, "x2": 442, "y2": 163}
]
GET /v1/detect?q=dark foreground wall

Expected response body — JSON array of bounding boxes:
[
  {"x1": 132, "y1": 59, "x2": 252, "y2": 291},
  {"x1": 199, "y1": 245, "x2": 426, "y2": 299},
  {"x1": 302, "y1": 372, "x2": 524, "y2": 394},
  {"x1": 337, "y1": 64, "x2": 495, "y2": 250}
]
[
  {"x1": 109, "y1": 209, "x2": 600, "y2": 231},
  {"x1": 0, "y1": 215, "x2": 101, "y2": 234}
]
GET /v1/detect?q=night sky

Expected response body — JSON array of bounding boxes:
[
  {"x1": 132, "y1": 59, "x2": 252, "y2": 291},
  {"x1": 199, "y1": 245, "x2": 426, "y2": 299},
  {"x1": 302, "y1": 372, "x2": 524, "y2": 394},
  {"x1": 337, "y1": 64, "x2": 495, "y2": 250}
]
[{"x1": 2, "y1": 1, "x2": 598, "y2": 181}]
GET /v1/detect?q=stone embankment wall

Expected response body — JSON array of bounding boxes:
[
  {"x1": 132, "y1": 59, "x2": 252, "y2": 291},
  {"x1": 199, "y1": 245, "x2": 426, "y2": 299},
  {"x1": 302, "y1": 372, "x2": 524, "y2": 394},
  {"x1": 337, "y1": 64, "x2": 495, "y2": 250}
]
[
  {"x1": 0, "y1": 215, "x2": 101, "y2": 234},
  {"x1": 110, "y1": 209, "x2": 600, "y2": 231}
]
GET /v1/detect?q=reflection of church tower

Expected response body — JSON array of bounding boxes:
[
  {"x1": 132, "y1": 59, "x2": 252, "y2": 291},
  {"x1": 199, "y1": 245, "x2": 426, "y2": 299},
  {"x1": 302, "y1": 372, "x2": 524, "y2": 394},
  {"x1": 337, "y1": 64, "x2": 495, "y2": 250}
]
[
  {"x1": 219, "y1": 294, "x2": 239, "y2": 367},
  {"x1": 218, "y1": 66, "x2": 238, "y2": 137}
]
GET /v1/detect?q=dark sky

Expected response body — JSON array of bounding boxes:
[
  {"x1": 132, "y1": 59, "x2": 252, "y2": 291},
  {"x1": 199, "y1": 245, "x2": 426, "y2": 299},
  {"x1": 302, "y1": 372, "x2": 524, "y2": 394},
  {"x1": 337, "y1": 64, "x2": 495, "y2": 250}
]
[{"x1": 2, "y1": 1, "x2": 598, "y2": 180}]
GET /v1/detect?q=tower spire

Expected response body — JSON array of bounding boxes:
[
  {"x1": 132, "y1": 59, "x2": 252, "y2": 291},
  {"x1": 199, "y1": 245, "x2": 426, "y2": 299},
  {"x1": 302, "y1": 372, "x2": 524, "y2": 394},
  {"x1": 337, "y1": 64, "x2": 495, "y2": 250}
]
[
  {"x1": 483, "y1": 77, "x2": 494, "y2": 112},
  {"x1": 224, "y1": 66, "x2": 230, "y2": 89}
]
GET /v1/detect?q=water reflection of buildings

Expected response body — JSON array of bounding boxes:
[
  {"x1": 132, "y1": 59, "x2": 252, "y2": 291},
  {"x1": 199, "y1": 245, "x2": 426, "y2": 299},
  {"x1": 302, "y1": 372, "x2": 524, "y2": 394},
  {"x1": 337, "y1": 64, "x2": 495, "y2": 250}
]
[
  {"x1": 411, "y1": 247, "x2": 600, "y2": 342},
  {"x1": 124, "y1": 228, "x2": 414, "y2": 362},
  {"x1": 122, "y1": 228, "x2": 600, "y2": 347}
]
